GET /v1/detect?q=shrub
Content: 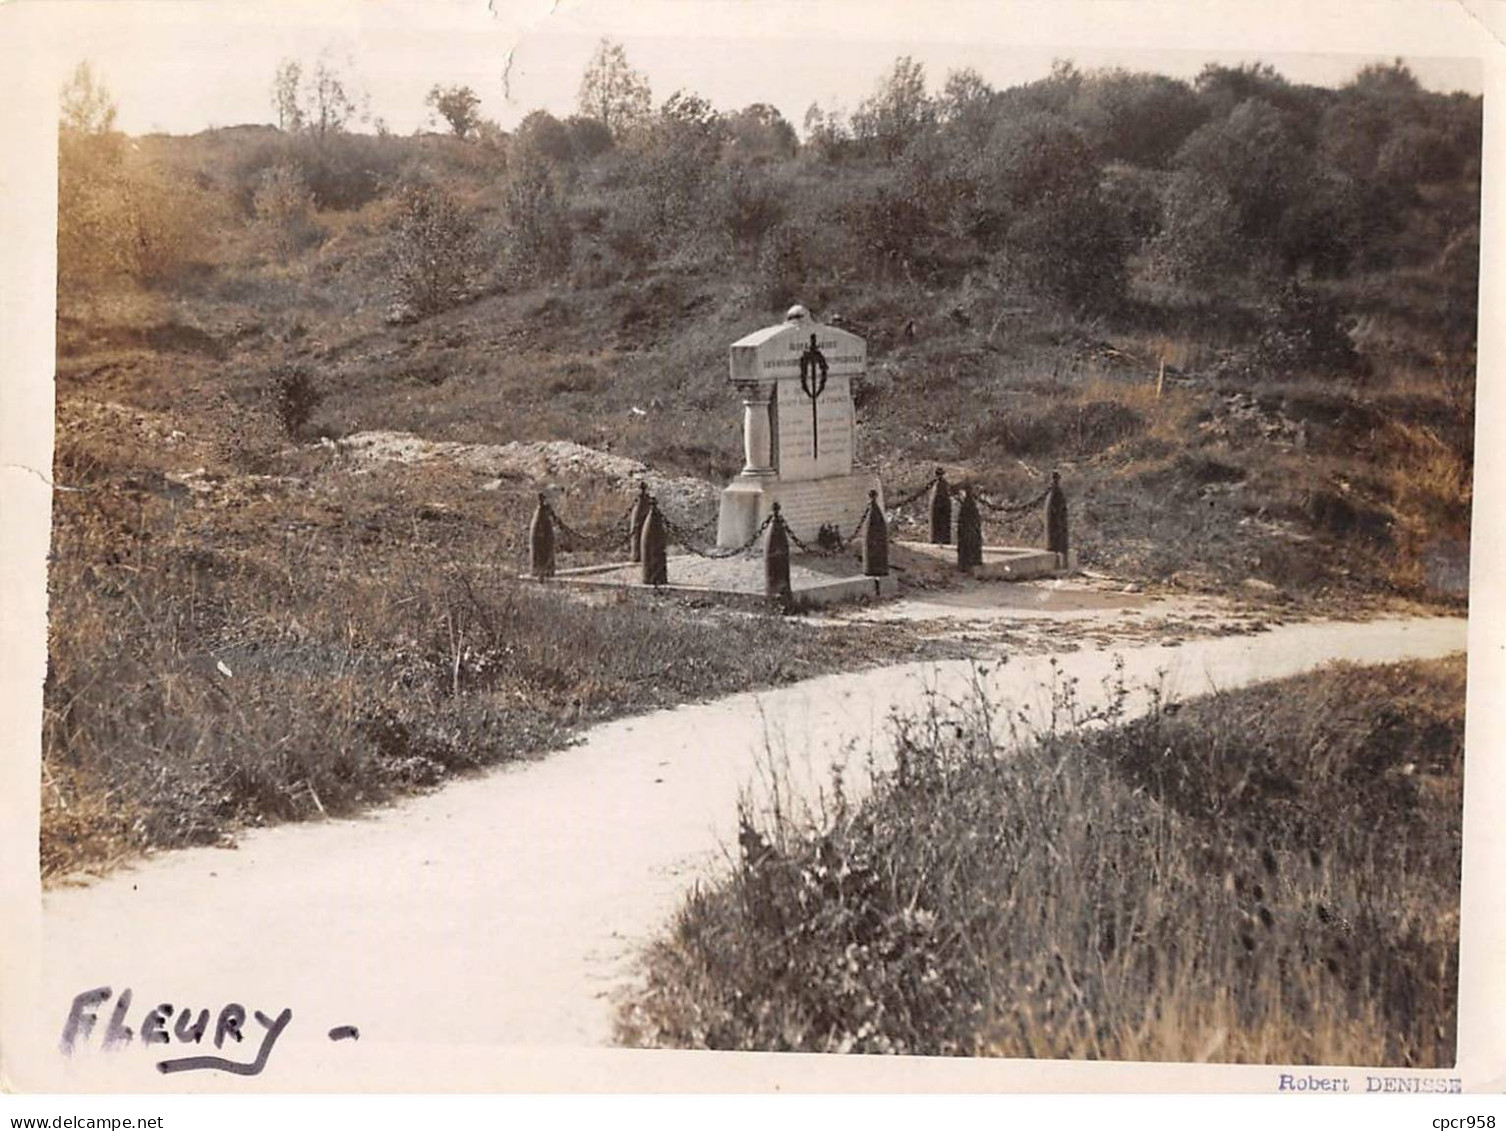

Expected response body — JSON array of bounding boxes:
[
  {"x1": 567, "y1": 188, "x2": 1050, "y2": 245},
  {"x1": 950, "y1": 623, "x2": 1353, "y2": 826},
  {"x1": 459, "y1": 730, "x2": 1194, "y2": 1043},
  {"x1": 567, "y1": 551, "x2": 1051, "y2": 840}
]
[
  {"x1": 755, "y1": 221, "x2": 811, "y2": 308},
  {"x1": 1249, "y1": 282, "x2": 1366, "y2": 379},
  {"x1": 252, "y1": 158, "x2": 322, "y2": 259},
  {"x1": 502, "y1": 160, "x2": 574, "y2": 282},
  {"x1": 270, "y1": 364, "x2": 321, "y2": 440},
  {"x1": 713, "y1": 163, "x2": 787, "y2": 256},
  {"x1": 387, "y1": 181, "x2": 479, "y2": 316},
  {"x1": 58, "y1": 136, "x2": 220, "y2": 290}
]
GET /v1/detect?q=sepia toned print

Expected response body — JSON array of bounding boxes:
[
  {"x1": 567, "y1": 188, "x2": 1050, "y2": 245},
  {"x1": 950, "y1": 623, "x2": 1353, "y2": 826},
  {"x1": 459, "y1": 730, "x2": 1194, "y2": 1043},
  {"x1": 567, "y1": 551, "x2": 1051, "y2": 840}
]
[{"x1": 7, "y1": 0, "x2": 1493, "y2": 1094}]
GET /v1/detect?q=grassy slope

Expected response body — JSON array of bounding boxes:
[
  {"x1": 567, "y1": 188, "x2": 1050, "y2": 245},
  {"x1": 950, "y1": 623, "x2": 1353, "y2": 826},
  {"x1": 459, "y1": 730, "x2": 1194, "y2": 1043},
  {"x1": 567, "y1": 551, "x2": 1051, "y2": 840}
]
[
  {"x1": 46, "y1": 131, "x2": 1472, "y2": 876},
  {"x1": 620, "y1": 656, "x2": 1465, "y2": 1066},
  {"x1": 56, "y1": 179, "x2": 1473, "y2": 605}
]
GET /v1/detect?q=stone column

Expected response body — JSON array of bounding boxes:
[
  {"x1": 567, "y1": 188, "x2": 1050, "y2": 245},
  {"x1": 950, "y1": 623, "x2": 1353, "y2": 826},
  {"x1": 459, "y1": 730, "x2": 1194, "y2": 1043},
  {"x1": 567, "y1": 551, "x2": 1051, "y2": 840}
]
[{"x1": 740, "y1": 383, "x2": 775, "y2": 477}]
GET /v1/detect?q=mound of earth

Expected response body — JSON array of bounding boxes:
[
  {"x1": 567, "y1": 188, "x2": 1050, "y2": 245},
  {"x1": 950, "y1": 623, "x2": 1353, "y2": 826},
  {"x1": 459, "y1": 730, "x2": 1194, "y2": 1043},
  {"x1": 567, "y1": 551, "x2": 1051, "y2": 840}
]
[{"x1": 337, "y1": 430, "x2": 720, "y2": 516}]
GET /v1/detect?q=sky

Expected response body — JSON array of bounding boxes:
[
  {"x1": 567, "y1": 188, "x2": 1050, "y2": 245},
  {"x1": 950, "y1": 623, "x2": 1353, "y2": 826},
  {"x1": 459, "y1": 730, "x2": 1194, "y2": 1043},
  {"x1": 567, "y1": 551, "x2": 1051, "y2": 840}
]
[{"x1": 9, "y1": 0, "x2": 1491, "y2": 138}]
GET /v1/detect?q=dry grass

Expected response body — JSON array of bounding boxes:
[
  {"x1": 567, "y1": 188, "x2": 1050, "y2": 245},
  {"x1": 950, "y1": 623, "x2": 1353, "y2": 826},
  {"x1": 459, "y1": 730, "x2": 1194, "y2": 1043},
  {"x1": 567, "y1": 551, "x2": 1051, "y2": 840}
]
[
  {"x1": 40, "y1": 434, "x2": 914, "y2": 879},
  {"x1": 620, "y1": 656, "x2": 1465, "y2": 1065}
]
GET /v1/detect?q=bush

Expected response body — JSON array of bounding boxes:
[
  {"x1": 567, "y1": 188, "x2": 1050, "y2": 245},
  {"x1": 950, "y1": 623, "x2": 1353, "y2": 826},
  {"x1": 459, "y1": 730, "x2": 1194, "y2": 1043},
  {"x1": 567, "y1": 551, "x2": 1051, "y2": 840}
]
[
  {"x1": 502, "y1": 160, "x2": 574, "y2": 282},
  {"x1": 713, "y1": 163, "x2": 787, "y2": 255},
  {"x1": 270, "y1": 365, "x2": 322, "y2": 439},
  {"x1": 252, "y1": 159, "x2": 323, "y2": 259},
  {"x1": 1249, "y1": 283, "x2": 1366, "y2": 379},
  {"x1": 756, "y1": 221, "x2": 811, "y2": 308},
  {"x1": 58, "y1": 138, "x2": 220, "y2": 290},
  {"x1": 387, "y1": 181, "x2": 480, "y2": 317}
]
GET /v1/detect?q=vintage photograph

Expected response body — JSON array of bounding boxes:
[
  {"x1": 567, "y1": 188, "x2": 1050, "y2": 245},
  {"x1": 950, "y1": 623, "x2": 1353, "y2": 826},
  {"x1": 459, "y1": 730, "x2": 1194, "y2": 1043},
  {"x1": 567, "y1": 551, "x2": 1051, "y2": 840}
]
[{"x1": 3, "y1": 0, "x2": 1494, "y2": 1096}]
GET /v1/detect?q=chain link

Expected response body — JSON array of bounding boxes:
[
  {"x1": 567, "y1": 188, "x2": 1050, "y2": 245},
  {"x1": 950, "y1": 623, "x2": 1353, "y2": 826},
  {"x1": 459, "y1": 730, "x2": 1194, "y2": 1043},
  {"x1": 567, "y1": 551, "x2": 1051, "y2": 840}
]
[
  {"x1": 549, "y1": 499, "x2": 636, "y2": 552},
  {"x1": 971, "y1": 486, "x2": 1052, "y2": 516},
  {"x1": 885, "y1": 479, "x2": 936, "y2": 511},
  {"x1": 784, "y1": 504, "x2": 873, "y2": 557},
  {"x1": 661, "y1": 507, "x2": 719, "y2": 537},
  {"x1": 663, "y1": 512, "x2": 774, "y2": 559}
]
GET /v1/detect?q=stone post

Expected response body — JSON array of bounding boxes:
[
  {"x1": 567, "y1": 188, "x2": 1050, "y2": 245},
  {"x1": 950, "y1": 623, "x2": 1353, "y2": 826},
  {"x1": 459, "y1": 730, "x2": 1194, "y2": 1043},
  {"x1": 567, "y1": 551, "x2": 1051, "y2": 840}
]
[
  {"x1": 862, "y1": 490, "x2": 889, "y2": 578},
  {"x1": 640, "y1": 498, "x2": 668, "y2": 586},
  {"x1": 529, "y1": 492, "x2": 555, "y2": 580},
  {"x1": 628, "y1": 480, "x2": 651, "y2": 564},
  {"x1": 1045, "y1": 469, "x2": 1069, "y2": 565},
  {"x1": 956, "y1": 487, "x2": 983, "y2": 571},
  {"x1": 929, "y1": 467, "x2": 952, "y2": 545},
  {"x1": 764, "y1": 503, "x2": 791, "y2": 599}
]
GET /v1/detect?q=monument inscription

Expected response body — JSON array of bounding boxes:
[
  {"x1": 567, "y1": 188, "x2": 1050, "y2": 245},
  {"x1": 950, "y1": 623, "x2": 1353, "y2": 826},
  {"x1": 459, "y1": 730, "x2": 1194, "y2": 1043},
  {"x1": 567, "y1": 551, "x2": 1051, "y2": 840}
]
[{"x1": 774, "y1": 377, "x2": 854, "y2": 480}]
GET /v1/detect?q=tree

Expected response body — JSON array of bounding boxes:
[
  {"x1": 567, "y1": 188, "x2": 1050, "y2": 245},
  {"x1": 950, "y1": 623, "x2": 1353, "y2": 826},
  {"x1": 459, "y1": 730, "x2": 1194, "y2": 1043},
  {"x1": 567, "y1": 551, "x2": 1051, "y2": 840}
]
[
  {"x1": 252, "y1": 159, "x2": 319, "y2": 259},
  {"x1": 501, "y1": 159, "x2": 573, "y2": 281},
  {"x1": 58, "y1": 61, "x2": 213, "y2": 289},
  {"x1": 852, "y1": 56, "x2": 935, "y2": 159},
  {"x1": 512, "y1": 110, "x2": 575, "y2": 166},
  {"x1": 58, "y1": 63, "x2": 125, "y2": 286},
  {"x1": 269, "y1": 53, "x2": 365, "y2": 141},
  {"x1": 305, "y1": 54, "x2": 364, "y2": 139},
  {"x1": 802, "y1": 101, "x2": 851, "y2": 162},
  {"x1": 387, "y1": 182, "x2": 479, "y2": 316},
  {"x1": 565, "y1": 115, "x2": 614, "y2": 159},
  {"x1": 426, "y1": 84, "x2": 483, "y2": 138},
  {"x1": 997, "y1": 59, "x2": 1082, "y2": 117},
  {"x1": 937, "y1": 67, "x2": 995, "y2": 147},
  {"x1": 1067, "y1": 69, "x2": 1206, "y2": 168},
  {"x1": 577, "y1": 38, "x2": 651, "y2": 139},
  {"x1": 631, "y1": 90, "x2": 728, "y2": 234},
  {"x1": 714, "y1": 162, "x2": 786, "y2": 253},
  {"x1": 1349, "y1": 58, "x2": 1421, "y2": 98},
  {"x1": 1194, "y1": 61, "x2": 1288, "y2": 116},
  {"x1": 726, "y1": 103, "x2": 798, "y2": 162},
  {"x1": 972, "y1": 111, "x2": 1127, "y2": 307},
  {"x1": 60, "y1": 61, "x2": 117, "y2": 135},
  {"x1": 271, "y1": 60, "x2": 304, "y2": 132},
  {"x1": 1152, "y1": 98, "x2": 1310, "y2": 289},
  {"x1": 1175, "y1": 98, "x2": 1307, "y2": 242}
]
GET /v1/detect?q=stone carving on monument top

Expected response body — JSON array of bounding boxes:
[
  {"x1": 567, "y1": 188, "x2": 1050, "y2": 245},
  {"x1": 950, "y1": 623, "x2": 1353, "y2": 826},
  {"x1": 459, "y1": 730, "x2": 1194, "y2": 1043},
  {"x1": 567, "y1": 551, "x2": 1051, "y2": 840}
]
[{"x1": 716, "y1": 304, "x2": 883, "y2": 548}]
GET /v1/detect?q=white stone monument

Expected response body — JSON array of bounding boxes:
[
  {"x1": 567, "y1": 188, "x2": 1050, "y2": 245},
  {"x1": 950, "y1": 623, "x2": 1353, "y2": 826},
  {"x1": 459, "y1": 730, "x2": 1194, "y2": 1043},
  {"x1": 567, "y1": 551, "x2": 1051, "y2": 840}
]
[{"x1": 716, "y1": 305, "x2": 883, "y2": 548}]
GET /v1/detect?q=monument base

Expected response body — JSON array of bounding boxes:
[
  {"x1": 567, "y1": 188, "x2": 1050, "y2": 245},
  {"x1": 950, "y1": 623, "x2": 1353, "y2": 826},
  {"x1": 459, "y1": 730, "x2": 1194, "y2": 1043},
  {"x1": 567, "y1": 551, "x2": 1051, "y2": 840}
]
[{"x1": 716, "y1": 472, "x2": 882, "y2": 549}]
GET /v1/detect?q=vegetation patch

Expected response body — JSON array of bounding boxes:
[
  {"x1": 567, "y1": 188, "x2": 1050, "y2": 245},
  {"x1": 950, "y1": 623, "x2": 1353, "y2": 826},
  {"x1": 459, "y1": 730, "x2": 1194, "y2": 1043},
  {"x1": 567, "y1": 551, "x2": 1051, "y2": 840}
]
[
  {"x1": 40, "y1": 462, "x2": 914, "y2": 879},
  {"x1": 620, "y1": 656, "x2": 1464, "y2": 1066}
]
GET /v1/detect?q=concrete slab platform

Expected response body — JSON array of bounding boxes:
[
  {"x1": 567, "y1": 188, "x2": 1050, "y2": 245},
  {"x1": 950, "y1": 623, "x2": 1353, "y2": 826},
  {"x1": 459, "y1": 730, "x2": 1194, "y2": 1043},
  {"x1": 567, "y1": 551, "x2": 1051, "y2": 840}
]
[
  {"x1": 524, "y1": 551, "x2": 899, "y2": 609},
  {"x1": 893, "y1": 540, "x2": 1078, "y2": 580}
]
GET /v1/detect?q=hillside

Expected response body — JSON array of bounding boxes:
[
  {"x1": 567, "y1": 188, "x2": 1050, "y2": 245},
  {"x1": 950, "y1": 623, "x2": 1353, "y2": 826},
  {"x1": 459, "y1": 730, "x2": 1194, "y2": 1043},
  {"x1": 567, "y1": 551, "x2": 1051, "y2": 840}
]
[{"x1": 44, "y1": 55, "x2": 1478, "y2": 873}]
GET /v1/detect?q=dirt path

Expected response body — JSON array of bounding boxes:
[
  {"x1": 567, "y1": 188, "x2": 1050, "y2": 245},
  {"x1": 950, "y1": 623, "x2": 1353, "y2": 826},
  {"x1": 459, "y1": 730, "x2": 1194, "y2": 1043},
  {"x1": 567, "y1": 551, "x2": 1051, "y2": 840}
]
[{"x1": 25, "y1": 615, "x2": 1465, "y2": 1089}]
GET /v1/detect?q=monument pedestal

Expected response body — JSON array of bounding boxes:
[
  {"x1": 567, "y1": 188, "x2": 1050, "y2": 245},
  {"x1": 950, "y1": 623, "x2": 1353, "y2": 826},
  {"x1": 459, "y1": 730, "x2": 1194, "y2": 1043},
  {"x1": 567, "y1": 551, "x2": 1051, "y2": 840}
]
[{"x1": 717, "y1": 472, "x2": 882, "y2": 549}]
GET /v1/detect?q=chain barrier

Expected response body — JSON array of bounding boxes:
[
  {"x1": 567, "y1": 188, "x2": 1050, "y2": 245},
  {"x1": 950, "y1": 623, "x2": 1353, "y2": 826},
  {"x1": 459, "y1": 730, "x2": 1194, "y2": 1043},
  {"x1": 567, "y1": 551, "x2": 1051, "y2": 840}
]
[
  {"x1": 661, "y1": 508, "x2": 719, "y2": 537},
  {"x1": 970, "y1": 486, "x2": 1051, "y2": 516},
  {"x1": 663, "y1": 512, "x2": 775, "y2": 560},
  {"x1": 884, "y1": 480, "x2": 936, "y2": 512},
  {"x1": 550, "y1": 500, "x2": 637, "y2": 553},
  {"x1": 542, "y1": 476, "x2": 1054, "y2": 558},
  {"x1": 784, "y1": 505, "x2": 872, "y2": 557}
]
